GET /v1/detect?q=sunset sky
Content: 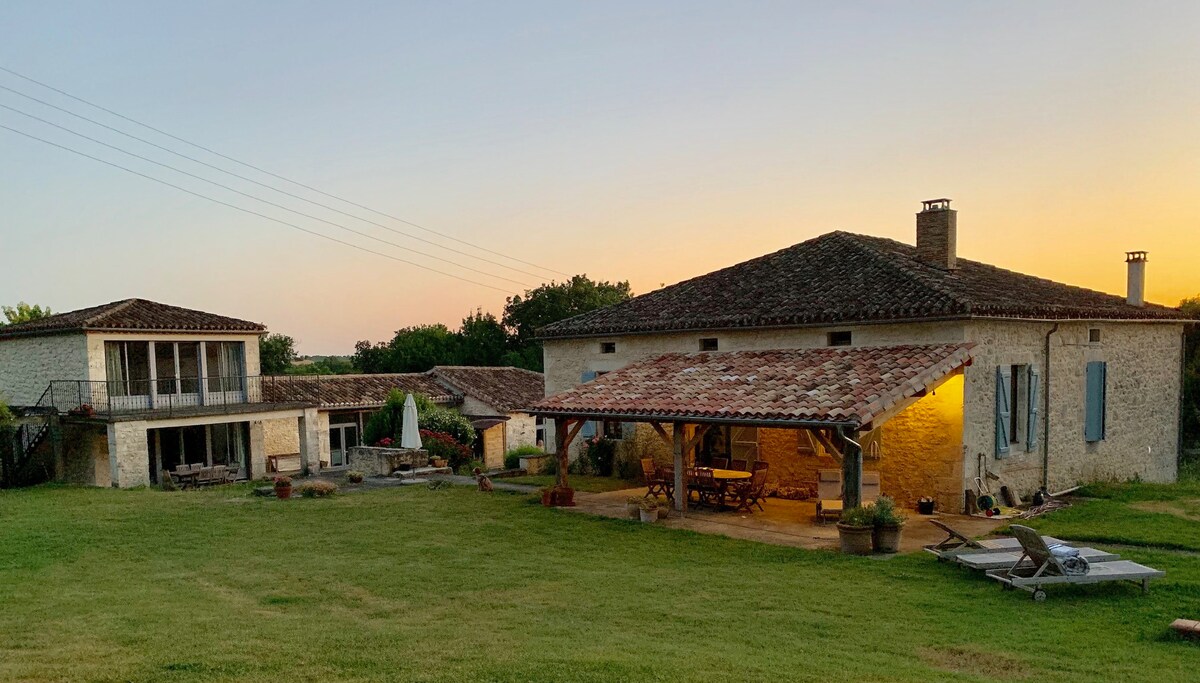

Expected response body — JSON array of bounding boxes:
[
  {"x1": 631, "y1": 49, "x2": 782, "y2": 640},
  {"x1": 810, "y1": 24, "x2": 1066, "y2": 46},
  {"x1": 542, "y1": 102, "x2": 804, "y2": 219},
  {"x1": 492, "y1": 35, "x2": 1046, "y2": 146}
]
[{"x1": 1, "y1": 2, "x2": 1197, "y2": 354}]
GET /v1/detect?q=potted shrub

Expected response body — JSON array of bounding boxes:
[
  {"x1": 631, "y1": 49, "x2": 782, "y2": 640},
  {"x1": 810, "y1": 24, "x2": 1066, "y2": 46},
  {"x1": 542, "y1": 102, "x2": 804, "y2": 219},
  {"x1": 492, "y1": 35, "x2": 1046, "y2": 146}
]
[
  {"x1": 346, "y1": 470, "x2": 364, "y2": 484},
  {"x1": 273, "y1": 476, "x2": 293, "y2": 500},
  {"x1": 657, "y1": 498, "x2": 671, "y2": 519},
  {"x1": 626, "y1": 496, "x2": 642, "y2": 519},
  {"x1": 638, "y1": 498, "x2": 659, "y2": 523},
  {"x1": 837, "y1": 505, "x2": 875, "y2": 555},
  {"x1": 872, "y1": 496, "x2": 905, "y2": 553}
]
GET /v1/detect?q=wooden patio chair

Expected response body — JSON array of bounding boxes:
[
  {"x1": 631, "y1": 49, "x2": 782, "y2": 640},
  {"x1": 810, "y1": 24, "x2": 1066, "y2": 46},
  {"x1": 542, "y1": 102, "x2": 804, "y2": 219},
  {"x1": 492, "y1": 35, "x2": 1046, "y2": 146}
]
[
  {"x1": 688, "y1": 468, "x2": 718, "y2": 508},
  {"x1": 730, "y1": 459, "x2": 748, "y2": 471},
  {"x1": 751, "y1": 461, "x2": 768, "y2": 473},
  {"x1": 641, "y1": 458, "x2": 674, "y2": 501},
  {"x1": 711, "y1": 457, "x2": 729, "y2": 470},
  {"x1": 734, "y1": 469, "x2": 768, "y2": 512}
]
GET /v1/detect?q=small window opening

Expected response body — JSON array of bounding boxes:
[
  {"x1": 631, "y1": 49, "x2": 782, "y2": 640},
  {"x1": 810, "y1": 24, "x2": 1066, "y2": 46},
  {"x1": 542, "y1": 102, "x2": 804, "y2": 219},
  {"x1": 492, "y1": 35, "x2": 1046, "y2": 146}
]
[
  {"x1": 699, "y1": 338, "x2": 719, "y2": 352},
  {"x1": 1088, "y1": 328, "x2": 1101, "y2": 343},
  {"x1": 599, "y1": 342, "x2": 616, "y2": 354},
  {"x1": 827, "y1": 331, "x2": 852, "y2": 347}
]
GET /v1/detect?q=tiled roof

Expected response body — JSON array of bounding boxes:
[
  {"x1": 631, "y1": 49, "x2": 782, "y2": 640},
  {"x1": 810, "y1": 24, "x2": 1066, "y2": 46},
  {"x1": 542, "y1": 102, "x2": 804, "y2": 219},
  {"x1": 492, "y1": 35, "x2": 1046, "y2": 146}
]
[
  {"x1": 538, "y1": 232, "x2": 1184, "y2": 339},
  {"x1": 430, "y1": 366, "x2": 546, "y2": 414},
  {"x1": 528, "y1": 344, "x2": 974, "y2": 429},
  {"x1": 262, "y1": 374, "x2": 460, "y2": 408},
  {"x1": 0, "y1": 299, "x2": 265, "y2": 339}
]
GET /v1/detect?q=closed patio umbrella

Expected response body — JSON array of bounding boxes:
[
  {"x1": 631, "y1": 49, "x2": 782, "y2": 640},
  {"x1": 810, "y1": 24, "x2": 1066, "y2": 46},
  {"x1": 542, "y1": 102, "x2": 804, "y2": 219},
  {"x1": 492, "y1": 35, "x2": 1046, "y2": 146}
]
[{"x1": 400, "y1": 393, "x2": 422, "y2": 449}]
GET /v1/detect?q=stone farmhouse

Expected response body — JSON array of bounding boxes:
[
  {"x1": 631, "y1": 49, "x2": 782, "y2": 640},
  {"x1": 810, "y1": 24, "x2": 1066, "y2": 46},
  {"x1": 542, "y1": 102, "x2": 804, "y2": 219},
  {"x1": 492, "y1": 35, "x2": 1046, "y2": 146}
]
[
  {"x1": 0, "y1": 299, "x2": 544, "y2": 486},
  {"x1": 532, "y1": 199, "x2": 1191, "y2": 512}
]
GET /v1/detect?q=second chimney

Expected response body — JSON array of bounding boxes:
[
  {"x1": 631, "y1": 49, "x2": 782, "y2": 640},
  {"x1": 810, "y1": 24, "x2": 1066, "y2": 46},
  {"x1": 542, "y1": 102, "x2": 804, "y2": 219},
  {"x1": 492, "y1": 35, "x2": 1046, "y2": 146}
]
[
  {"x1": 917, "y1": 198, "x2": 957, "y2": 269},
  {"x1": 1126, "y1": 251, "x2": 1147, "y2": 307}
]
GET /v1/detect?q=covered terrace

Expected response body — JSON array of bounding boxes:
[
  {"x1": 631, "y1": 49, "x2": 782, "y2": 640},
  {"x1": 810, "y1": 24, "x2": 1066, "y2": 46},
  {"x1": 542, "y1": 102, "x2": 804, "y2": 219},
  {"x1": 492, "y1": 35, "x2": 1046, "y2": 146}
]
[{"x1": 529, "y1": 343, "x2": 975, "y2": 516}]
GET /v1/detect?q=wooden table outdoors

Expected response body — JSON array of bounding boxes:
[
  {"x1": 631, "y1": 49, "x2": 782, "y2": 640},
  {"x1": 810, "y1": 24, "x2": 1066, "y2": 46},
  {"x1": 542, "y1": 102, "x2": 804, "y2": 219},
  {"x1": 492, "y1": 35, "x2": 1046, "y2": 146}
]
[{"x1": 689, "y1": 467, "x2": 752, "y2": 509}]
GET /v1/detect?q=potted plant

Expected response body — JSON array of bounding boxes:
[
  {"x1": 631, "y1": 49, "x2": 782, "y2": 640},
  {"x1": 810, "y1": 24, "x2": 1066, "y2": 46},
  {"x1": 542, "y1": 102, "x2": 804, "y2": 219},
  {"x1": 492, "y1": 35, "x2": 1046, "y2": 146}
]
[
  {"x1": 626, "y1": 496, "x2": 642, "y2": 519},
  {"x1": 639, "y1": 498, "x2": 659, "y2": 523},
  {"x1": 346, "y1": 470, "x2": 364, "y2": 484},
  {"x1": 872, "y1": 495, "x2": 905, "y2": 553},
  {"x1": 837, "y1": 505, "x2": 875, "y2": 555},
  {"x1": 273, "y1": 476, "x2": 293, "y2": 500},
  {"x1": 657, "y1": 498, "x2": 671, "y2": 519}
]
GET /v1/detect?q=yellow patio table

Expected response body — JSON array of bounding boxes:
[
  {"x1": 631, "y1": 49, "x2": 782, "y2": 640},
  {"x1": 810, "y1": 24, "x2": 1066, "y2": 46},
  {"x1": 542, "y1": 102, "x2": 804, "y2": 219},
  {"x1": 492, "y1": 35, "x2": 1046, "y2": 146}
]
[{"x1": 692, "y1": 468, "x2": 751, "y2": 509}]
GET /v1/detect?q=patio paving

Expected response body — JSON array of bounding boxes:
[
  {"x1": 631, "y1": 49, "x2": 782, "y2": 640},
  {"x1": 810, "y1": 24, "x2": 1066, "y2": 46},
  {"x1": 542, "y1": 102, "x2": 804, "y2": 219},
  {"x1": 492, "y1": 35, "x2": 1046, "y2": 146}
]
[{"x1": 572, "y1": 487, "x2": 1005, "y2": 553}]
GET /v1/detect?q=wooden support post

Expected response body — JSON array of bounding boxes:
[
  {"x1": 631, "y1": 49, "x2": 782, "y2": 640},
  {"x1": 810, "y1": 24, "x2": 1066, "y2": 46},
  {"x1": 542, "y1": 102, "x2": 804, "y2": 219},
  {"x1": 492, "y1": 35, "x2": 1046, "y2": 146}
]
[
  {"x1": 554, "y1": 418, "x2": 584, "y2": 489},
  {"x1": 839, "y1": 426, "x2": 863, "y2": 509},
  {"x1": 673, "y1": 423, "x2": 687, "y2": 512}
]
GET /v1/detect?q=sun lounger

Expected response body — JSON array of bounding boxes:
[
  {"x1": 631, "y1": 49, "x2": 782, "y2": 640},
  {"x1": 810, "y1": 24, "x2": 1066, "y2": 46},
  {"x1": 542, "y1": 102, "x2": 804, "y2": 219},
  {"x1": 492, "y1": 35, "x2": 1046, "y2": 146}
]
[
  {"x1": 987, "y1": 525, "x2": 1165, "y2": 601},
  {"x1": 923, "y1": 518, "x2": 1066, "y2": 559},
  {"x1": 954, "y1": 546, "x2": 1119, "y2": 571},
  {"x1": 815, "y1": 469, "x2": 843, "y2": 523}
]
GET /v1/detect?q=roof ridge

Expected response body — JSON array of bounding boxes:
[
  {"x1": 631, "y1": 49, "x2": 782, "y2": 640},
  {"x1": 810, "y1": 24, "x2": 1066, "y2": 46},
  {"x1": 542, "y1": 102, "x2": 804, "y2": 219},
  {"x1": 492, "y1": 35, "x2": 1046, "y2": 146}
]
[
  {"x1": 80, "y1": 298, "x2": 139, "y2": 327},
  {"x1": 842, "y1": 233, "x2": 972, "y2": 312}
]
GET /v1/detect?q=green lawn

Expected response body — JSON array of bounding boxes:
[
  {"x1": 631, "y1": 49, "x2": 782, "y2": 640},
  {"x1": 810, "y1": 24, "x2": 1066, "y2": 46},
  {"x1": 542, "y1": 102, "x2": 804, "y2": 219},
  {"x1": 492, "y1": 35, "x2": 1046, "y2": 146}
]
[
  {"x1": 1, "y1": 483, "x2": 1197, "y2": 682},
  {"x1": 503, "y1": 474, "x2": 638, "y2": 493}
]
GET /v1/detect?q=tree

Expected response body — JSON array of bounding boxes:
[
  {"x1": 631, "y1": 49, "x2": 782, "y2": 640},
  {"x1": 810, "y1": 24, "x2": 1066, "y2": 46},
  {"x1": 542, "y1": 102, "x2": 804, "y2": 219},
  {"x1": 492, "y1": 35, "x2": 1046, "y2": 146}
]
[
  {"x1": 1, "y1": 302, "x2": 52, "y2": 326},
  {"x1": 457, "y1": 310, "x2": 509, "y2": 367},
  {"x1": 259, "y1": 333, "x2": 297, "y2": 375},
  {"x1": 1182, "y1": 295, "x2": 1200, "y2": 448},
  {"x1": 502, "y1": 275, "x2": 633, "y2": 370},
  {"x1": 353, "y1": 340, "x2": 392, "y2": 374},
  {"x1": 385, "y1": 324, "x2": 460, "y2": 372}
]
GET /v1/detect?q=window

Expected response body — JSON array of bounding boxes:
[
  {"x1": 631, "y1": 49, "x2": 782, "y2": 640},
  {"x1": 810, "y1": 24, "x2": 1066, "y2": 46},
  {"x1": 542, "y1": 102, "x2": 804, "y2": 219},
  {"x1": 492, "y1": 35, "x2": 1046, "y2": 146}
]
[
  {"x1": 1084, "y1": 361, "x2": 1107, "y2": 442},
  {"x1": 700, "y1": 425, "x2": 759, "y2": 464},
  {"x1": 699, "y1": 338, "x2": 719, "y2": 352},
  {"x1": 104, "y1": 341, "x2": 151, "y2": 397},
  {"x1": 599, "y1": 342, "x2": 616, "y2": 354},
  {"x1": 1088, "y1": 328, "x2": 1101, "y2": 344},
  {"x1": 995, "y1": 364, "x2": 1041, "y2": 457},
  {"x1": 602, "y1": 420, "x2": 624, "y2": 439},
  {"x1": 827, "y1": 331, "x2": 852, "y2": 347},
  {"x1": 206, "y1": 341, "x2": 246, "y2": 392},
  {"x1": 535, "y1": 417, "x2": 546, "y2": 449}
]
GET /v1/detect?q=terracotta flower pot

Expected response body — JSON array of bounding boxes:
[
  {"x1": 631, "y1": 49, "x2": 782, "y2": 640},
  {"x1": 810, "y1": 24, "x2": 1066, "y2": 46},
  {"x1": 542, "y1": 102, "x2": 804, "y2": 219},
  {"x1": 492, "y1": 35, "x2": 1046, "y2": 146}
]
[
  {"x1": 431, "y1": 458, "x2": 448, "y2": 468},
  {"x1": 837, "y1": 523, "x2": 873, "y2": 555},
  {"x1": 275, "y1": 485, "x2": 292, "y2": 500},
  {"x1": 873, "y1": 524, "x2": 904, "y2": 553}
]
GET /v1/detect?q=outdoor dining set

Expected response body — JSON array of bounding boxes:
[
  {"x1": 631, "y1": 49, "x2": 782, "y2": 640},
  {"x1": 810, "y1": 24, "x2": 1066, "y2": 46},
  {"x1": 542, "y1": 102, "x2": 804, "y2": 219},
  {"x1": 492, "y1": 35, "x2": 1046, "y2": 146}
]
[
  {"x1": 641, "y1": 458, "x2": 768, "y2": 512},
  {"x1": 166, "y1": 463, "x2": 240, "y2": 489}
]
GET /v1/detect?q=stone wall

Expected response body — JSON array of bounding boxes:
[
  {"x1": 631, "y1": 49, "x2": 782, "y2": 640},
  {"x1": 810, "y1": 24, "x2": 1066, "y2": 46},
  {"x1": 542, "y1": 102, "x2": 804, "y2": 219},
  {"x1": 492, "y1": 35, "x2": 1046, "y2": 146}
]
[
  {"x1": 60, "y1": 422, "x2": 110, "y2": 486},
  {"x1": 504, "y1": 412, "x2": 538, "y2": 452},
  {"x1": 962, "y1": 320, "x2": 1182, "y2": 498},
  {"x1": 347, "y1": 446, "x2": 427, "y2": 477},
  {"x1": 107, "y1": 420, "x2": 150, "y2": 488},
  {"x1": 0, "y1": 333, "x2": 90, "y2": 407}
]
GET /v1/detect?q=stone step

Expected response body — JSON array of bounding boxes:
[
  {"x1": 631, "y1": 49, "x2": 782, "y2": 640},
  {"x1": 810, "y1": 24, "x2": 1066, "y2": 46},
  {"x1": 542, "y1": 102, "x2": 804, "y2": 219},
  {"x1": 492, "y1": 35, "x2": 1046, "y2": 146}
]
[{"x1": 393, "y1": 466, "x2": 453, "y2": 479}]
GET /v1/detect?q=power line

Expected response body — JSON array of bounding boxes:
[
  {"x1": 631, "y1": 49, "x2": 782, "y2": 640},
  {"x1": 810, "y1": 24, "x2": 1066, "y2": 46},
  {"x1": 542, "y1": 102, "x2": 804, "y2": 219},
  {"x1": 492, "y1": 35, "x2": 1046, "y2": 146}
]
[
  {"x1": 0, "y1": 83, "x2": 549, "y2": 282},
  {"x1": 0, "y1": 100, "x2": 537, "y2": 288},
  {"x1": 0, "y1": 122, "x2": 518, "y2": 294},
  {"x1": 0, "y1": 64, "x2": 570, "y2": 277}
]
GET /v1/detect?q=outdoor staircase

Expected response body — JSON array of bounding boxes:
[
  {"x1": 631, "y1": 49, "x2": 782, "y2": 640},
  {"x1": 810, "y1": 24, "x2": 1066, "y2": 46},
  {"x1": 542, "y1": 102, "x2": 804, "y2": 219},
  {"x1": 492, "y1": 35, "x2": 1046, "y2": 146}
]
[{"x1": 1, "y1": 385, "x2": 56, "y2": 488}]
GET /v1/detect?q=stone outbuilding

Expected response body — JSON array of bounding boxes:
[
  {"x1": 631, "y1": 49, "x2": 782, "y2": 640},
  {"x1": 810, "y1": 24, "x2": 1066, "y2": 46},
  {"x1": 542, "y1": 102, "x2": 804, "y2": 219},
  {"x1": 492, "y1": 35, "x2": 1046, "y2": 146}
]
[{"x1": 535, "y1": 199, "x2": 1193, "y2": 512}]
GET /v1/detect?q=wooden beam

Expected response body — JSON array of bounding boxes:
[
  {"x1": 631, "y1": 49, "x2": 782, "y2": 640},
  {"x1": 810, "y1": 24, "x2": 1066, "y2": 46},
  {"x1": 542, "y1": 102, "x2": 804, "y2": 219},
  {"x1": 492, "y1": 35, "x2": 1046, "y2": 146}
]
[
  {"x1": 648, "y1": 421, "x2": 673, "y2": 448},
  {"x1": 682, "y1": 424, "x2": 711, "y2": 455},
  {"x1": 811, "y1": 428, "x2": 844, "y2": 464},
  {"x1": 554, "y1": 418, "x2": 584, "y2": 489}
]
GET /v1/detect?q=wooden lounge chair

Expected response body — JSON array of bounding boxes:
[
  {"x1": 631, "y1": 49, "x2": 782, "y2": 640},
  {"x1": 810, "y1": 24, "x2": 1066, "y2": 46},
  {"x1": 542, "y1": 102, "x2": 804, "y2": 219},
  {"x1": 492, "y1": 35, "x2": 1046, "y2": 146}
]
[
  {"x1": 923, "y1": 519, "x2": 1067, "y2": 559},
  {"x1": 955, "y1": 546, "x2": 1119, "y2": 572},
  {"x1": 987, "y1": 525, "x2": 1165, "y2": 601},
  {"x1": 815, "y1": 469, "x2": 843, "y2": 523},
  {"x1": 861, "y1": 471, "x2": 881, "y2": 505}
]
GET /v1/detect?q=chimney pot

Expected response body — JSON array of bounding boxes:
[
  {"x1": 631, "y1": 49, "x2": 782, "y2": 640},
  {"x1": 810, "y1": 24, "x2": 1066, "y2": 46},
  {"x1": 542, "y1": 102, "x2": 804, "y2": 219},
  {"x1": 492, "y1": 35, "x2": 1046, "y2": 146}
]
[
  {"x1": 916, "y1": 198, "x2": 957, "y2": 269},
  {"x1": 1126, "y1": 251, "x2": 1147, "y2": 307}
]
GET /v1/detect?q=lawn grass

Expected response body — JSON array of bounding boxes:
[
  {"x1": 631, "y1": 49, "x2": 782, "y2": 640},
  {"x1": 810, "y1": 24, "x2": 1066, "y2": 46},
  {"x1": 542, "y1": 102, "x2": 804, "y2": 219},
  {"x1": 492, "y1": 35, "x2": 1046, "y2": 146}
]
[
  {"x1": 503, "y1": 474, "x2": 637, "y2": 493},
  {"x1": 1, "y1": 482, "x2": 1197, "y2": 682}
]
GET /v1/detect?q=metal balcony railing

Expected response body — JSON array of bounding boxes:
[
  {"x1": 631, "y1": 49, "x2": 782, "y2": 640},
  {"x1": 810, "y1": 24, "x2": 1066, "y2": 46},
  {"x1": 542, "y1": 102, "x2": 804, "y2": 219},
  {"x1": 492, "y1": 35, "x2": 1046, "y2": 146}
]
[{"x1": 40, "y1": 375, "x2": 316, "y2": 417}]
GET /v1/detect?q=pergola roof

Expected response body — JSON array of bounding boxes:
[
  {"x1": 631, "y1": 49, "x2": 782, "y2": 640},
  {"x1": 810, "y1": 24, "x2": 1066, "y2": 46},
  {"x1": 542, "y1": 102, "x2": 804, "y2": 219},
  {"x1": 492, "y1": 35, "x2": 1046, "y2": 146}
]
[{"x1": 529, "y1": 344, "x2": 974, "y2": 429}]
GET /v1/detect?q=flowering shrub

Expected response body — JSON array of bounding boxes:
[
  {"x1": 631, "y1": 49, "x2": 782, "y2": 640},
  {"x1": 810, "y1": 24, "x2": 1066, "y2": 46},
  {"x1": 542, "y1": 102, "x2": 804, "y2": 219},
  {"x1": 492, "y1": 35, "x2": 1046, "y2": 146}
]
[
  {"x1": 376, "y1": 437, "x2": 394, "y2": 447},
  {"x1": 273, "y1": 476, "x2": 292, "y2": 488},
  {"x1": 421, "y1": 429, "x2": 473, "y2": 470},
  {"x1": 296, "y1": 480, "x2": 339, "y2": 498},
  {"x1": 583, "y1": 436, "x2": 617, "y2": 477}
]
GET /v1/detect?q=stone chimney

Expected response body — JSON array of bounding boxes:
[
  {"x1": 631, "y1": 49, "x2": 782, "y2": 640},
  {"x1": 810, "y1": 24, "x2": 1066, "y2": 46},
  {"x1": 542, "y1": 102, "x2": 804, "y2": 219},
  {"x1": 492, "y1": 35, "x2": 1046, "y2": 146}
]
[
  {"x1": 916, "y1": 198, "x2": 957, "y2": 269},
  {"x1": 1126, "y1": 251, "x2": 1147, "y2": 307}
]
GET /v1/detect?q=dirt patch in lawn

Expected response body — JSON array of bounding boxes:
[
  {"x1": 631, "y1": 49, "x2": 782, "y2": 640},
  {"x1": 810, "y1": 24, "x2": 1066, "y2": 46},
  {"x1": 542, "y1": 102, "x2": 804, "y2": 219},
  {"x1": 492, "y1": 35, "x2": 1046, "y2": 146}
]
[
  {"x1": 1130, "y1": 499, "x2": 1200, "y2": 522},
  {"x1": 919, "y1": 645, "x2": 1032, "y2": 680}
]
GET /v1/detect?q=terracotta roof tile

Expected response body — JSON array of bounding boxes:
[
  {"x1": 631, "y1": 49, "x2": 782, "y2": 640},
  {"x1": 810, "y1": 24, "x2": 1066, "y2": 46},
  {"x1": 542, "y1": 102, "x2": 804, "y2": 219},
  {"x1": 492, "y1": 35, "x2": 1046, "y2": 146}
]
[
  {"x1": 538, "y1": 232, "x2": 1184, "y2": 339},
  {"x1": 529, "y1": 344, "x2": 974, "y2": 429},
  {"x1": 0, "y1": 299, "x2": 265, "y2": 338},
  {"x1": 430, "y1": 366, "x2": 545, "y2": 415},
  {"x1": 262, "y1": 374, "x2": 459, "y2": 408}
]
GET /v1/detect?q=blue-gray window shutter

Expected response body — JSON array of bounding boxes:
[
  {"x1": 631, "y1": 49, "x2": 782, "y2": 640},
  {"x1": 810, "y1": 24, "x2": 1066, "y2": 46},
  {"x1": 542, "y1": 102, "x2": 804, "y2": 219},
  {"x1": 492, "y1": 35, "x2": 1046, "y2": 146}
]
[
  {"x1": 1026, "y1": 366, "x2": 1040, "y2": 451},
  {"x1": 995, "y1": 366, "x2": 1012, "y2": 457},
  {"x1": 1084, "y1": 361, "x2": 1106, "y2": 442},
  {"x1": 579, "y1": 371, "x2": 597, "y2": 438}
]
